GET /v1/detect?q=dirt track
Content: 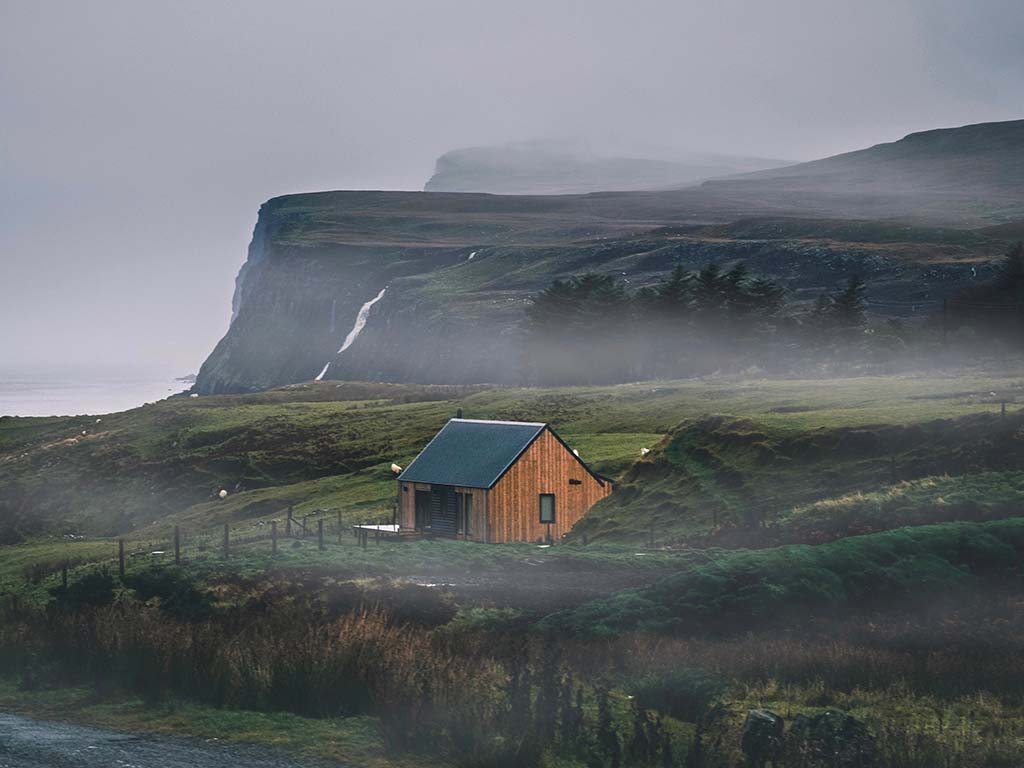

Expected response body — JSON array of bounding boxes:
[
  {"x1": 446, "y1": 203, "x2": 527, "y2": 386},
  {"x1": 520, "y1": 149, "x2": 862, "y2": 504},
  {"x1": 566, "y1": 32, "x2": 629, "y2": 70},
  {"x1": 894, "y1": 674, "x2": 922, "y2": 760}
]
[{"x1": 0, "y1": 713, "x2": 339, "y2": 768}]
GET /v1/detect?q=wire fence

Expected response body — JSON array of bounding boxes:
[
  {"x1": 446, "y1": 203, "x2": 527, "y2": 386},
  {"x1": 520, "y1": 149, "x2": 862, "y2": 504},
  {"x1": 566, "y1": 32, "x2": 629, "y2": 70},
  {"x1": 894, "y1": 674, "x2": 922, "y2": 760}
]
[{"x1": 26, "y1": 505, "x2": 400, "y2": 590}]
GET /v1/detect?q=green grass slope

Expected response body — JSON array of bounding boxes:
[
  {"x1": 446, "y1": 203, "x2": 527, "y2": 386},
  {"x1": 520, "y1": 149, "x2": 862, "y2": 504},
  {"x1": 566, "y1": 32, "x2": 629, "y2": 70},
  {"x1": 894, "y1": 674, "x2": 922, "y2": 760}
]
[
  {"x1": 4, "y1": 373, "x2": 1024, "y2": 547},
  {"x1": 578, "y1": 404, "x2": 1024, "y2": 544}
]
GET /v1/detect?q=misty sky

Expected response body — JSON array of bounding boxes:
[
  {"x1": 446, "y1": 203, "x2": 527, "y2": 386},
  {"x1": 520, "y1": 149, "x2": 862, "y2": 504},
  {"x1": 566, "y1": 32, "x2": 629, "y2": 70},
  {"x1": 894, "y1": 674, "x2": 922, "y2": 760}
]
[{"x1": 2, "y1": 0, "x2": 1023, "y2": 378}]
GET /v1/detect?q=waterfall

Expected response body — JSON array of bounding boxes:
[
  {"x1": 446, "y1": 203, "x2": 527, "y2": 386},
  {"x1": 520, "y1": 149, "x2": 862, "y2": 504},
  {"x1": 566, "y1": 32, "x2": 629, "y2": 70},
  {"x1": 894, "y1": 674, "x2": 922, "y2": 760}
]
[{"x1": 315, "y1": 286, "x2": 387, "y2": 381}]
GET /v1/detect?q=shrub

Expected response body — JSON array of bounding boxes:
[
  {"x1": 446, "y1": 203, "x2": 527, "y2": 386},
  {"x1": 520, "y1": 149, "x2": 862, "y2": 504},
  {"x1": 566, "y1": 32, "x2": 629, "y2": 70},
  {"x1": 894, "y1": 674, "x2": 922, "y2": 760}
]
[
  {"x1": 124, "y1": 568, "x2": 214, "y2": 621},
  {"x1": 48, "y1": 568, "x2": 116, "y2": 610},
  {"x1": 629, "y1": 667, "x2": 724, "y2": 723}
]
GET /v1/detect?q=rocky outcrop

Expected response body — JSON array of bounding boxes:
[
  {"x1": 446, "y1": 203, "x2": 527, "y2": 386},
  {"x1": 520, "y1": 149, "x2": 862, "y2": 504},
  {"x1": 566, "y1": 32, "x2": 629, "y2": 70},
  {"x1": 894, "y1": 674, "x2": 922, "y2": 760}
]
[
  {"x1": 741, "y1": 710, "x2": 785, "y2": 767},
  {"x1": 784, "y1": 711, "x2": 877, "y2": 767},
  {"x1": 739, "y1": 708, "x2": 877, "y2": 768}
]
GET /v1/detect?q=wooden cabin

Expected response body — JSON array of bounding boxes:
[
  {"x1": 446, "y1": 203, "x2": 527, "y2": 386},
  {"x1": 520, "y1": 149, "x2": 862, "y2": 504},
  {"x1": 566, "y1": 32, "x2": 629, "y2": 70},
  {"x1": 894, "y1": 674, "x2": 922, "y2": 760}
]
[{"x1": 397, "y1": 419, "x2": 612, "y2": 543}]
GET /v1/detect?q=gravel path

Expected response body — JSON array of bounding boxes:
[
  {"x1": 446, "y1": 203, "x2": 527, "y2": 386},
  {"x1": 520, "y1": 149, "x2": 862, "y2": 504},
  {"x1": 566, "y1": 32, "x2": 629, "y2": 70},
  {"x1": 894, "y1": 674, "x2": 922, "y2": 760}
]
[{"x1": 0, "y1": 712, "x2": 341, "y2": 768}]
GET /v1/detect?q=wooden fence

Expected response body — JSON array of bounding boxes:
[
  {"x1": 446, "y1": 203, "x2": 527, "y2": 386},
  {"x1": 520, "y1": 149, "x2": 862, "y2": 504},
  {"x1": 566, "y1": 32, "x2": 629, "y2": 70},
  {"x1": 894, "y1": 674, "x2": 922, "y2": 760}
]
[{"x1": 29, "y1": 505, "x2": 397, "y2": 588}]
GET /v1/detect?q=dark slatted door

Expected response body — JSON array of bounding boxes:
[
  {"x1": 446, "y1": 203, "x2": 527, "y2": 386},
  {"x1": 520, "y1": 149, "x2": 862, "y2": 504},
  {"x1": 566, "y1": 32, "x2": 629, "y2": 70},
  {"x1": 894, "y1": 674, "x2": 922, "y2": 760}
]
[
  {"x1": 430, "y1": 486, "x2": 459, "y2": 537},
  {"x1": 414, "y1": 490, "x2": 432, "y2": 530}
]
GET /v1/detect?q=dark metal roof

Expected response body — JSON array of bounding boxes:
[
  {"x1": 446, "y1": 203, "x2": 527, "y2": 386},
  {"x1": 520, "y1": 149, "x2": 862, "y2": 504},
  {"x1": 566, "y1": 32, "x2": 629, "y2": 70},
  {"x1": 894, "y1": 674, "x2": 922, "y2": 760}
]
[{"x1": 397, "y1": 419, "x2": 546, "y2": 489}]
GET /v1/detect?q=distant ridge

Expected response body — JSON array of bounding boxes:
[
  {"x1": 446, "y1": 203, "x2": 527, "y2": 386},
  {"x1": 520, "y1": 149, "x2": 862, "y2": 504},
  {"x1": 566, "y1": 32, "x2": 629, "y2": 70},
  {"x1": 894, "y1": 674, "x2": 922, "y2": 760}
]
[
  {"x1": 424, "y1": 141, "x2": 787, "y2": 195},
  {"x1": 700, "y1": 119, "x2": 1024, "y2": 223}
]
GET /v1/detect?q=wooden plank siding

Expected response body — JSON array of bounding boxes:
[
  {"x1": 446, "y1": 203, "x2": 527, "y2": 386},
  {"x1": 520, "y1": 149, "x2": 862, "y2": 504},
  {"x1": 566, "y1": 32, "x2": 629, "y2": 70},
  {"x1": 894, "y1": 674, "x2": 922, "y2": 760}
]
[
  {"x1": 399, "y1": 482, "x2": 426, "y2": 530},
  {"x1": 399, "y1": 481, "x2": 488, "y2": 541},
  {"x1": 487, "y1": 428, "x2": 611, "y2": 543}
]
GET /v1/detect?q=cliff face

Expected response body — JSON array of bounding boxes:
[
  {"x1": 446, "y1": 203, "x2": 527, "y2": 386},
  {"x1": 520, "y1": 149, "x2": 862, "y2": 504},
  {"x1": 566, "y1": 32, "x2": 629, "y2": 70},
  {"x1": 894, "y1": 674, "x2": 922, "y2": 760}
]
[
  {"x1": 194, "y1": 189, "x2": 1011, "y2": 395},
  {"x1": 197, "y1": 120, "x2": 1024, "y2": 393},
  {"x1": 194, "y1": 191, "x2": 562, "y2": 394}
]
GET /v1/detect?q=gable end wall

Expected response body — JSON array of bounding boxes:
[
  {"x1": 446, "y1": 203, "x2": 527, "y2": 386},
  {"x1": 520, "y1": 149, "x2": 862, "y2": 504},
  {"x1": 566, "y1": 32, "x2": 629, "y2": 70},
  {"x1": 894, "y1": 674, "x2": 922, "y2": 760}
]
[{"x1": 487, "y1": 428, "x2": 611, "y2": 543}]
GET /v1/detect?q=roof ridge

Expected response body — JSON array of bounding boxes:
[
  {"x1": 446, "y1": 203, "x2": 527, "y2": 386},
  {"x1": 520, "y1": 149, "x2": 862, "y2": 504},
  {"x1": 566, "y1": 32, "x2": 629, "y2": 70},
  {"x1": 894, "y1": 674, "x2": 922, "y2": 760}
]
[{"x1": 450, "y1": 418, "x2": 547, "y2": 427}]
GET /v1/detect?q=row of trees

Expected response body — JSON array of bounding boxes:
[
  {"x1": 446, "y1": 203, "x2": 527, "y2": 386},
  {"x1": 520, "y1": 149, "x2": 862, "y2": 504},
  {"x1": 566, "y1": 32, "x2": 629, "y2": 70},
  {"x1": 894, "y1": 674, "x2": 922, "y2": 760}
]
[
  {"x1": 523, "y1": 263, "x2": 868, "y2": 384},
  {"x1": 949, "y1": 242, "x2": 1024, "y2": 340}
]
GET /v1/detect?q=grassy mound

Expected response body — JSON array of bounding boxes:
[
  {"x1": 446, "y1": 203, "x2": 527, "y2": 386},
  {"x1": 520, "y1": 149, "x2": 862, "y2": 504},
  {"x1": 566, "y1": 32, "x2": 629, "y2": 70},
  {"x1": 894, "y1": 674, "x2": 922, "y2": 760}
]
[
  {"x1": 541, "y1": 518, "x2": 1024, "y2": 636},
  {"x1": 775, "y1": 472, "x2": 1024, "y2": 544},
  {"x1": 576, "y1": 410, "x2": 1024, "y2": 543}
]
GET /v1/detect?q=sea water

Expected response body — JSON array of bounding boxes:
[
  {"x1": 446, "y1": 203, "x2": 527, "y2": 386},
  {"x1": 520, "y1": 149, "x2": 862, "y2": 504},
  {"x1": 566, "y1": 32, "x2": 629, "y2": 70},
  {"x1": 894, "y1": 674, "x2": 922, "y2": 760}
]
[{"x1": 0, "y1": 376, "x2": 190, "y2": 417}]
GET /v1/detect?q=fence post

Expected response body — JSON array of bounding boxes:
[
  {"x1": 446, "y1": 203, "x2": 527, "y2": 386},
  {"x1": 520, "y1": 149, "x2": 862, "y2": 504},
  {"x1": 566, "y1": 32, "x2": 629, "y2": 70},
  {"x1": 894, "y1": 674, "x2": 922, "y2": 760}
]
[
  {"x1": 942, "y1": 298, "x2": 948, "y2": 345},
  {"x1": 222, "y1": 523, "x2": 229, "y2": 559},
  {"x1": 318, "y1": 519, "x2": 325, "y2": 551},
  {"x1": 302, "y1": 515, "x2": 309, "y2": 538},
  {"x1": 118, "y1": 539, "x2": 125, "y2": 580},
  {"x1": 286, "y1": 507, "x2": 292, "y2": 538},
  {"x1": 174, "y1": 526, "x2": 181, "y2": 565},
  {"x1": 360, "y1": 529, "x2": 368, "y2": 549},
  {"x1": 271, "y1": 520, "x2": 278, "y2": 557}
]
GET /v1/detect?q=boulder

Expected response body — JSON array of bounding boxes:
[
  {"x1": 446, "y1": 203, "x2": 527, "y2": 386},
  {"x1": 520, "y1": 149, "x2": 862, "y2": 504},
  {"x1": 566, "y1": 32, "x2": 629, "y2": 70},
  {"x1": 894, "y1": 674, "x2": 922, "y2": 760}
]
[
  {"x1": 741, "y1": 709, "x2": 784, "y2": 767},
  {"x1": 785, "y1": 709, "x2": 877, "y2": 767}
]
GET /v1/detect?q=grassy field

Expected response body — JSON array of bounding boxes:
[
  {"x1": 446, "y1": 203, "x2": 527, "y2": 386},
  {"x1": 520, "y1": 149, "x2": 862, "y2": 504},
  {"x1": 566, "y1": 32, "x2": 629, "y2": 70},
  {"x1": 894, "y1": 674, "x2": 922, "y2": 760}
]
[
  {"x1": 4, "y1": 372, "x2": 1024, "y2": 593},
  {"x1": 4, "y1": 372, "x2": 1024, "y2": 766},
  {"x1": 3, "y1": 373, "x2": 1023, "y2": 541}
]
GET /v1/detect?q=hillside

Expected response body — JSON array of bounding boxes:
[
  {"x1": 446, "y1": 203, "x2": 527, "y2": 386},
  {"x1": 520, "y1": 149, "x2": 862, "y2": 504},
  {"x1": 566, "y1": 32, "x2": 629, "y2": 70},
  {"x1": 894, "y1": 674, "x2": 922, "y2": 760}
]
[
  {"x1": 701, "y1": 119, "x2": 1024, "y2": 223},
  {"x1": 3, "y1": 373, "x2": 1023, "y2": 544},
  {"x1": 192, "y1": 120, "x2": 1024, "y2": 395},
  {"x1": 424, "y1": 141, "x2": 786, "y2": 194}
]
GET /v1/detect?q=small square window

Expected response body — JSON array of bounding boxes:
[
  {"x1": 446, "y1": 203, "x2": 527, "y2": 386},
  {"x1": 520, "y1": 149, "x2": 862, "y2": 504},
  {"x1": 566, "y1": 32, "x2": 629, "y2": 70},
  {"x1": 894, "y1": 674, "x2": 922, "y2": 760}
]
[{"x1": 539, "y1": 493, "x2": 556, "y2": 524}]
